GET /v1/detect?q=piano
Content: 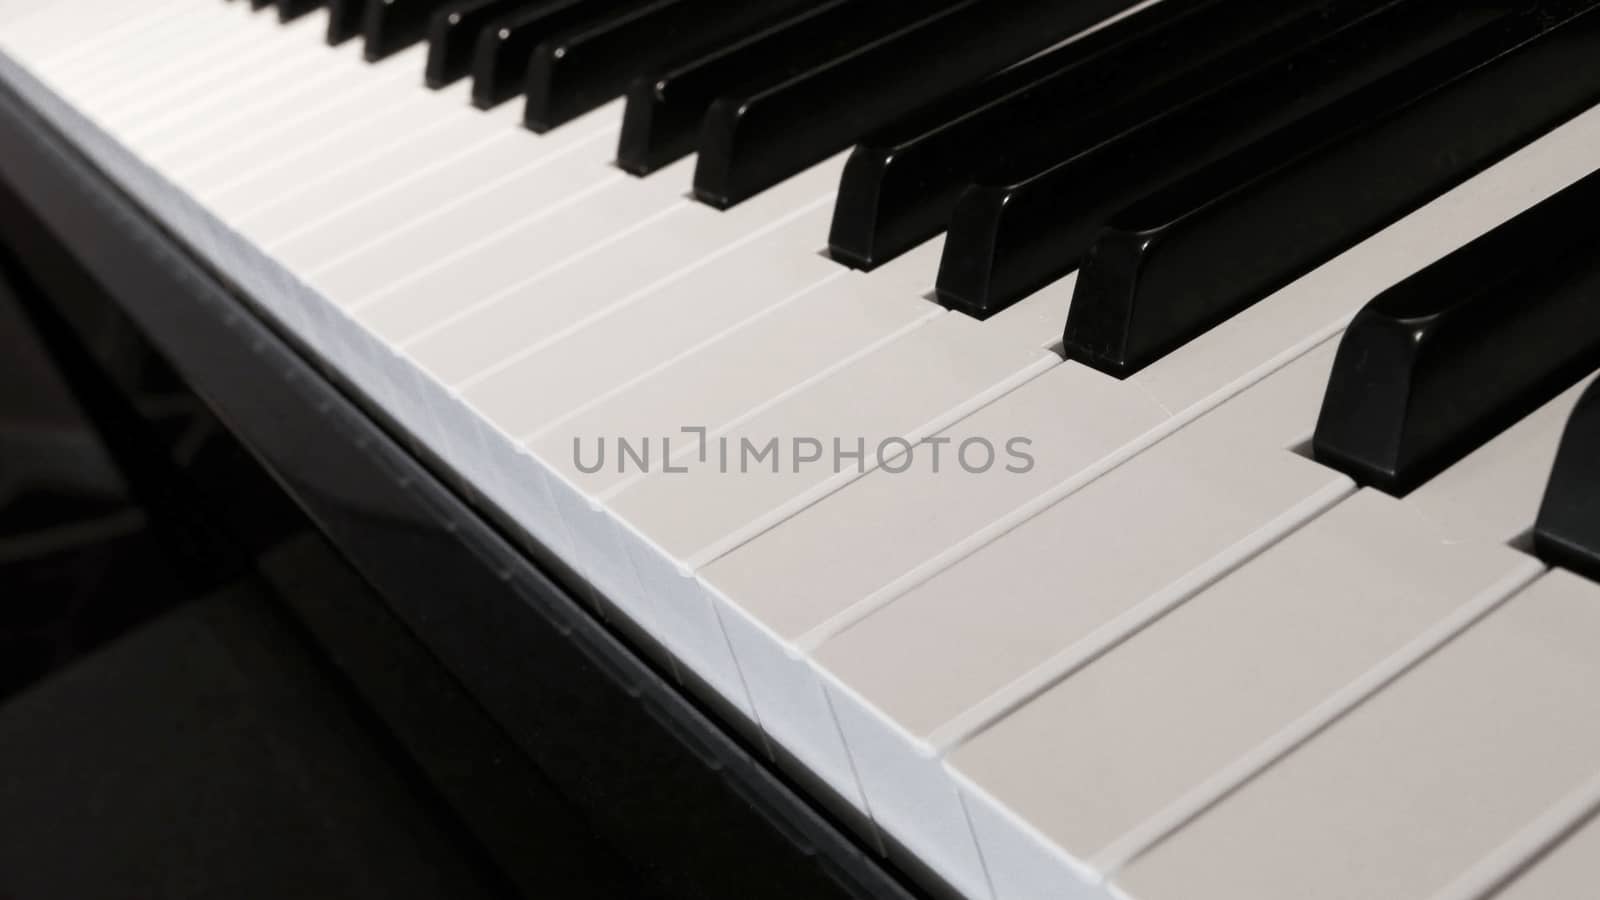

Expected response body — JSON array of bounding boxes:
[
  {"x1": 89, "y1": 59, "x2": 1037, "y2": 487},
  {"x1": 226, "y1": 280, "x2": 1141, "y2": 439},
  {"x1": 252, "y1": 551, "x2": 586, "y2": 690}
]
[{"x1": 4, "y1": 0, "x2": 1600, "y2": 897}]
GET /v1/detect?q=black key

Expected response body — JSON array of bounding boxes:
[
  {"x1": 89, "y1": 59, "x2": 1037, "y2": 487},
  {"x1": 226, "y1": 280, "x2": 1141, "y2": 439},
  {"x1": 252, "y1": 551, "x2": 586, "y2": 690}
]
[
  {"x1": 365, "y1": 0, "x2": 458, "y2": 61},
  {"x1": 279, "y1": 0, "x2": 326, "y2": 22},
  {"x1": 471, "y1": 0, "x2": 640, "y2": 110},
  {"x1": 695, "y1": 0, "x2": 1156, "y2": 210},
  {"x1": 425, "y1": 0, "x2": 534, "y2": 88},
  {"x1": 935, "y1": 0, "x2": 1497, "y2": 319},
  {"x1": 251, "y1": 0, "x2": 276, "y2": 11},
  {"x1": 1314, "y1": 168, "x2": 1600, "y2": 495},
  {"x1": 827, "y1": 0, "x2": 1361, "y2": 271},
  {"x1": 615, "y1": 0, "x2": 858, "y2": 175},
  {"x1": 1063, "y1": 0, "x2": 1600, "y2": 379},
  {"x1": 328, "y1": 0, "x2": 369, "y2": 44},
  {"x1": 523, "y1": 0, "x2": 820, "y2": 132},
  {"x1": 1535, "y1": 379, "x2": 1600, "y2": 582}
]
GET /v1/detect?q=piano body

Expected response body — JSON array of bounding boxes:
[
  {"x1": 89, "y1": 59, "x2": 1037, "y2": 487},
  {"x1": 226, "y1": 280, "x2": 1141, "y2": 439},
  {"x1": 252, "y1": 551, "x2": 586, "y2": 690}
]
[{"x1": 4, "y1": 0, "x2": 1600, "y2": 897}]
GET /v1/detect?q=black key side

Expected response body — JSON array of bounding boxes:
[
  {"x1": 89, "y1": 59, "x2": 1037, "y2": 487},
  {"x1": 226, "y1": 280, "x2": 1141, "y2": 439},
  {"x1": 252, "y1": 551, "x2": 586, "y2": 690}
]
[
  {"x1": 328, "y1": 0, "x2": 368, "y2": 43},
  {"x1": 1062, "y1": 0, "x2": 1600, "y2": 378},
  {"x1": 1313, "y1": 168, "x2": 1600, "y2": 495},
  {"x1": 470, "y1": 0, "x2": 639, "y2": 110},
  {"x1": 522, "y1": 0, "x2": 820, "y2": 132},
  {"x1": 1535, "y1": 379, "x2": 1600, "y2": 582},
  {"x1": 693, "y1": 0, "x2": 1152, "y2": 209},
  {"x1": 365, "y1": 0, "x2": 457, "y2": 61},
  {"x1": 826, "y1": 0, "x2": 1360, "y2": 271},
  {"x1": 426, "y1": 0, "x2": 535, "y2": 88},
  {"x1": 933, "y1": 0, "x2": 1498, "y2": 320},
  {"x1": 616, "y1": 1, "x2": 927, "y2": 176},
  {"x1": 279, "y1": 0, "x2": 327, "y2": 22}
]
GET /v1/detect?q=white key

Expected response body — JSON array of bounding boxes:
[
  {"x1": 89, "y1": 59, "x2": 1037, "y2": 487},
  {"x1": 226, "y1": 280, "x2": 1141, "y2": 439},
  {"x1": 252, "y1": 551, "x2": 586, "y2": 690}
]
[
  {"x1": 611, "y1": 278, "x2": 1063, "y2": 571},
  {"x1": 1112, "y1": 570, "x2": 1600, "y2": 900},
  {"x1": 526, "y1": 238, "x2": 945, "y2": 497},
  {"x1": 1, "y1": 0, "x2": 191, "y2": 62},
  {"x1": 81, "y1": 12, "x2": 328, "y2": 136},
  {"x1": 579, "y1": 280, "x2": 1063, "y2": 793},
  {"x1": 230, "y1": 96, "x2": 538, "y2": 242},
  {"x1": 63, "y1": 5, "x2": 293, "y2": 112},
  {"x1": 398, "y1": 155, "x2": 844, "y2": 366},
  {"x1": 437, "y1": 159, "x2": 845, "y2": 402},
  {"x1": 315, "y1": 148, "x2": 652, "y2": 310},
  {"x1": 940, "y1": 366, "x2": 1593, "y2": 896},
  {"x1": 1487, "y1": 805, "x2": 1600, "y2": 900},
  {"x1": 263, "y1": 102, "x2": 619, "y2": 270},
  {"x1": 163, "y1": 46, "x2": 429, "y2": 194},
  {"x1": 189, "y1": 83, "x2": 450, "y2": 207},
  {"x1": 203, "y1": 82, "x2": 488, "y2": 221},
  {"x1": 515, "y1": 241, "x2": 944, "y2": 637},
  {"x1": 28, "y1": 2, "x2": 242, "y2": 92},
  {"x1": 778, "y1": 344, "x2": 1345, "y2": 898},
  {"x1": 133, "y1": 35, "x2": 374, "y2": 164},
  {"x1": 949, "y1": 371, "x2": 1594, "y2": 900}
]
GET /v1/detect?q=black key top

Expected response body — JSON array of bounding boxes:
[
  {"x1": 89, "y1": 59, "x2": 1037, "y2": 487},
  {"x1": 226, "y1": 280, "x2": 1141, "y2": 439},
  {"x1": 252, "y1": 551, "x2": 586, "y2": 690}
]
[
  {"x1": 328, "y1": 0, "x2": 369, "y2": 43},
  {"x1": 695, "y1": 0, "x2": 1156, "y2": 210},
  {"x1": 426, "y1": 0, "x2": 536, "y2": 87},
  {"x1": 279, "y1": 0, "x2": 326, "y2": 22},
  {"x1": 616, "y1": 0, "x2": 857, "y2": 175},
  {"x1": 471, "y1": 0, "x2": 642, "y2": 110},
  {"x1": 935, "y1": 0, "x2": 1496, "y2": 319},
  {"x1": 1535, "y1": 379, "x2": 1600, "y2": 582},
  {"x1": 523, "y1": 0, "x2": 820, "y2": 132},
  {"x1": 365, "y1": 0, "x2": 458, "y2": 61},
  {"x1": 1063, "y1": 1, "x2": 1600, "y2": 379},
  {"x1": 1314, "y1": 168, "x2": 1600, "y2": 495},
  {"x1": 827, "y1": 0, "x2": 1360, "y2": 271}
]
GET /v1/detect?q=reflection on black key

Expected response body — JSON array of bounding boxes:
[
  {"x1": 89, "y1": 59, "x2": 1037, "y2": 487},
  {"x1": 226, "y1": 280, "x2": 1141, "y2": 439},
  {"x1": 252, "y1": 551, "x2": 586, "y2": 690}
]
[
  {"x1": 827, "y1": 0, "x2": 1348, "y2": 271},
  {"x1": 279, "y1": 0, "x2": 326, "y2": 22},
  {"x1": 523, "y1": 0, "x2": 819, "y2": 132},
  {"x1": 694, "y1": 0, "x2": 1153, "y2": 209},
  {"x1": 365, "y1": 0, "x2": 457, "y2": 61},
  {"x1": 328, "y1": 0, "x2": 368, "y2": 44},
  {"x1": 936, "y1": 0, "x2": 1498, "y2": 319},
  {"x1": 471, "y1": 0, "x2": 639, "y2": 110},
  {"x1": 1536, "y1": 379, "x2": 1600, "y2": 582},
  {"x1": 1062, "y1": 1, "x2": 1600, "y2": 379},
  {"x1": 615, "y1": 0, "x2": 857, "y2": 175},
  {"x1": 1314, "y1": 169, "x2": 1600, "y2": 495},
  {"x1": 426, "y1": 0, "x2": 534, "y2": 88}
]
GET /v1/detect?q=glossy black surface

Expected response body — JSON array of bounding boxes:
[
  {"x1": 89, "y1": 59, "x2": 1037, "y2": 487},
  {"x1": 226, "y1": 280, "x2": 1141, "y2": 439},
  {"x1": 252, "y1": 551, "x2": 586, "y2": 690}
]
[
  {"x1": 278, "y1": 0, "x2": 327, "y2": 22},
  {"x1": 470, "y1": 0, "x2": 639, "y2": 110},
  {"x1": 523, "y1": 0, "x2": 818, "y2": 133},
  {"x1": 365, "y1": 0, "x2": 458, "y2": 61},
  {"x1": 327, "y1": 0, "x2": 369, "y2": 44},
  {"x1": 694, "y1": 0, "x2": 1150, "y2": 209},
  {"x1": 1061, "y1": 0, "x2": 1600, "y2": 378},
  {"x1": 1536, "y1": 380, "x2": 1600, "y2": 583},
  {"x1": 426, "y1": 0, "x2": 535, "y2": 88},
  {"x1": 615, "y1": 0, "x2": 871, "y2": 175},
  {"x1": 826, "y1": 0, "x2": 1351, "y2": 271},
  {"x1": 1313, "y1": 168, "x2": 1600, "y2": 495},
  {"x1": 934, "y1": 0, "x2": 1496, "y2": 320},
  {"x1": 0, "y1": 62, "x2": 928, "y2": 900}
]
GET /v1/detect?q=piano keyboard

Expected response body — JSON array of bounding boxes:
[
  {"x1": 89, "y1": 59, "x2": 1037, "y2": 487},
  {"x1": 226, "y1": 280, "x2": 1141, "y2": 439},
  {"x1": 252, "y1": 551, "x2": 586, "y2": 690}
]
[{"x1": 5, "y1": 1, "x2": 1600, "y2": 897}]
